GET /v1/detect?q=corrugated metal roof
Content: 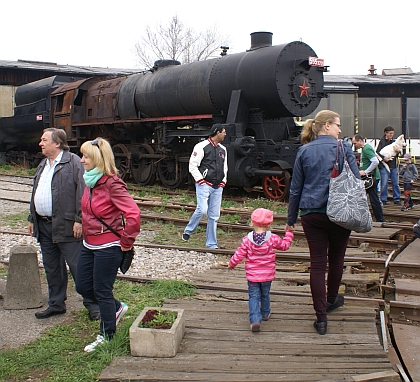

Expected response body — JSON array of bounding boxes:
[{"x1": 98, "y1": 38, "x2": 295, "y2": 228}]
[
  {"x1": 0, "y1": 59, "x2": 141, "y2": 76},
  {"x1": 2, "y1": 59, "x2": 419, "y2": 87},
  {"x1": 325, "y1": 71, "x2": 420, "y2": 85}
]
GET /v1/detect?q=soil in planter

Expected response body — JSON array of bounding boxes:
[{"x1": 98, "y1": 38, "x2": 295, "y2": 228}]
[{"x1": 140, "y1": 309, "x2": 176, "y2": 329}]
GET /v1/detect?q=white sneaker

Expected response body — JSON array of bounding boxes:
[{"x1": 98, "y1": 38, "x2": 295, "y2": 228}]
[
  {"x1": 84, "y1": 334, "x2": 107, "y2": 353},
  {"x1": 116, "y1": 302, "x2": 128, "y2": 326}
]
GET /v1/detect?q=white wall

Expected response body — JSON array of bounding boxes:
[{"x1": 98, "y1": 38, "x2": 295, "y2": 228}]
[{"x1": 0, "y1": 85, "x2": 16, "y2": 117}]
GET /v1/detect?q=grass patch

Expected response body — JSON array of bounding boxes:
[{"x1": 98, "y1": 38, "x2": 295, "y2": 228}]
[
  {"x1": 221, "y1": 200, "x2": 236, "y2": 209},
  {"x1": 0, "y1": 163, "x2": 36, "y2": 176},
  {"x1": 177, "y1": 194, "x2": 195, "y2": 204},
  {"x1": 0, "y1": 279, "x2": 196, "y2": 381},
  {"x1": 242, "y1": 198, "x2": 287, "y2": 214},
  {"x1": 220, "y1": 213, "x2": 241, "y2": 224},
  {"x1": 0, "y1": 264, "x2": 7, "y2": 277},
  {"x1": 0, "y1": 212, "x2": 29, "y2": 227},
  {"x1": 150, "y1": 221, "x2": 179, "y2": 243}
]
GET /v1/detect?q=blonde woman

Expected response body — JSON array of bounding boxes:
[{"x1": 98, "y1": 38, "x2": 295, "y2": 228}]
[
  {"x1": 76, "y1": 138, "x2": 140, "y2": 352},
  {"x1": 286, "y1": 110, "x2": 359, "y2": 335}
]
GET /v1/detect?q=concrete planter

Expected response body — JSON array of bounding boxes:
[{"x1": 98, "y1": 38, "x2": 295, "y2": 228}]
[{"x1": 129, "y1": 307, "x2": 185, "y2": 357}]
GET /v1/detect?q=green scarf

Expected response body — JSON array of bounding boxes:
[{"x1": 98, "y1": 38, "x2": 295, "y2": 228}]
[{"x1": 83, "y1": 167, "x2": 104, "y2": 188}]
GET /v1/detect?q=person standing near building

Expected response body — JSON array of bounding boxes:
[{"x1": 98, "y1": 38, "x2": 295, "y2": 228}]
[
  {"x1": 400, "y1": 153, "x2": 418, "y2": 211},
  {"x1": 352, "y1": 135, "x2": 385, "y2": 222},
  {"x1": 182, "y1": 124, "x2": 227, "y2": 249},
  {"x1": 28, "y1": 128, "x2": 99, "y2": 320},
  {"x1": 376, "y1": 126, "x2": 401, "y2": 205}
]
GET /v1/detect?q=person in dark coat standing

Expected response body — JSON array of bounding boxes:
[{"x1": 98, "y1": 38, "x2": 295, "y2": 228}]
[{"x1": 28, "y1": 128, "x2": 99, "y2": 320}]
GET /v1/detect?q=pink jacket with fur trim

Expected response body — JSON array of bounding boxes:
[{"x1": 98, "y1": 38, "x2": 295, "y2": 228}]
[{"x1": 229, "y1": 231, "x2": 294, "y2": 282}]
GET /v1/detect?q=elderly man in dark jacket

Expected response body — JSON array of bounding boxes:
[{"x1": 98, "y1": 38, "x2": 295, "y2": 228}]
[{"x1": 28, "y1": 128, "x2": 99, "y2": 320}]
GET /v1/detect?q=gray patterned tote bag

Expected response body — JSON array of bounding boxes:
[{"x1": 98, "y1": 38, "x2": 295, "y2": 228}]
[{"x1": 326, "y1": 141, "x2": 373, "y2": 233}]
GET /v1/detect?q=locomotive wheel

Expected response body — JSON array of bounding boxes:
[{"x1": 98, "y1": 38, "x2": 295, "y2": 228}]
[
  {"x1": 112, "y1": 144, "x2": 131, "y2": 181},
  {"x1": 131, "y1": 144, "x2": 156, "y2": 186},
  {"x1": 262, "y1": 167, "x2": 291, "y2": 201},
  {"x1": 157, "y1": 158, "x2": 188, "y2": 189}
]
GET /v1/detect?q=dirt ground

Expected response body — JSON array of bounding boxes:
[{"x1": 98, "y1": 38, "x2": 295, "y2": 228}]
[
  {"x1": 0, "y1": 183, "x2": 87, "y2": 350},
  {"x1": 0, "y1": 276, "x2": 85, "y2": 350}
]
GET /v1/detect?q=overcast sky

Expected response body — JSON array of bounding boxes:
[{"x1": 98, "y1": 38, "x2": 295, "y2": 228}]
[{"x1": 2, "y1": 0, "x2": 418, "y2": 76}]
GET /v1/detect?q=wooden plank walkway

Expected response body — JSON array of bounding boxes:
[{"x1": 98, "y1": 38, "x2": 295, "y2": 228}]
[
  {"x1": 391, "y1": 238, "x2": 420, "y2": 381},
  {"x1": 100, "y1": 267, "x2": 399, "y2": 381}
]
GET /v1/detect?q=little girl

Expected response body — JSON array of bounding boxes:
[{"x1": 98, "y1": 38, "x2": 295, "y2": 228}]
[{"x1": 228, "y1": 208, "x2": 294, "y2": 332}]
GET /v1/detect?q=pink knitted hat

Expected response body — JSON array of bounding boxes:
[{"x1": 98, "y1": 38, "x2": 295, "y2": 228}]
[{"x1": 251, "y1": 208, "x2": 273, "y2": 227}]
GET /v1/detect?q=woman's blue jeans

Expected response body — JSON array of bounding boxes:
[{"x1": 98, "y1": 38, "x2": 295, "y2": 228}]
[
  {"x1": 76, "y1": 245, "x2": 122, "y2": 338},
  {"x1": 248, "y1": 280, "x2": 272, "y2": 324},
  {"x1": 184, "y1": 183, "x2": 223, "y2": 248}
]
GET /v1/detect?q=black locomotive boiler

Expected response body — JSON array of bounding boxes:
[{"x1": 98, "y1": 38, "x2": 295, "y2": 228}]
[{"x1": 0, "y1": 32, "x2": 326, "y2": 200}]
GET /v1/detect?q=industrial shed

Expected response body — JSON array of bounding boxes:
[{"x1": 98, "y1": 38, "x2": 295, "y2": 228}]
[
  {"x1": 0, "y1": 59, "x2": 138, "y2": 118},
  {"x1": 310, "y1": 67, "x2": 420, "y2": 140}
]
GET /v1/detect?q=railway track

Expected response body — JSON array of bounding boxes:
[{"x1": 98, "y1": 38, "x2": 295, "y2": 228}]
[{"x1": 1, "y1": 173, "x2": 420, "y2": 380}]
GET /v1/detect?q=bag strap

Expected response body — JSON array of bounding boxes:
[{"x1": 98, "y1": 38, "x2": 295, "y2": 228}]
[
  {"x1": 89, "y1": 188, "x2": 122, "y2": 239},
  {"x1": 331, "y1": 140, "x2": 343, "y2": 178}
]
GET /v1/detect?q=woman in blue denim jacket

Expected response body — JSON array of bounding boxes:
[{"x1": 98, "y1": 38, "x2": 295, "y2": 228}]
[{"x1": 286, "y1": 110, "x2": 360, "y2": 335}]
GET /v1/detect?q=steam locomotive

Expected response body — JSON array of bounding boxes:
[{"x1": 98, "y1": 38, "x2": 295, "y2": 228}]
[{"x1": 0, "y1": 32, "x2": 326, "y2": 200}]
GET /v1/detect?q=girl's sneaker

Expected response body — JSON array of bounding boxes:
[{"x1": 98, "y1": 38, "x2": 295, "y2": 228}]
[
  {"x1": 84, "y1": 334, "x2": 107, "y2": 352},
  {"x1": 116, "y1": 302, "x2": 128, "y2": 325}
]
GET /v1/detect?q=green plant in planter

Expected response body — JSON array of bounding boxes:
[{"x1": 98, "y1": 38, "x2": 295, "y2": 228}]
[{"x1": 138, "y1": 309, "x2": 177, "y2": 329}]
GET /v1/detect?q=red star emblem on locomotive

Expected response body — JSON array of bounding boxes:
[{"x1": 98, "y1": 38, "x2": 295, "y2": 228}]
[{"x1": 299, "y1": 80, "x2": 309, "y2": 98}]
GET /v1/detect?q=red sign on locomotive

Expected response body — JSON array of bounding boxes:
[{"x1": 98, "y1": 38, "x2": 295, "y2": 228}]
[{"x1": 309, "y1": 56, "x2": 325, "y2": 67}]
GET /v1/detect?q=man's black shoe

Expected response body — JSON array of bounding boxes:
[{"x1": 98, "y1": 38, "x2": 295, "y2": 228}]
[
  {"x1": 181, "y1": 233, "x2": 190, "y2": 242},
  {"x1": 35, "y1": 308, "x2": 66, "y2": 319},
  {"x1": 89, "y1": 311, "x2": 101, "y2": 321}
]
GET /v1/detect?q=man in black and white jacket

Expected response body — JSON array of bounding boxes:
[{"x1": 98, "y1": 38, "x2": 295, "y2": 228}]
[{"x1": 182, "y1": 124, "x2": 227, "y2": 249}]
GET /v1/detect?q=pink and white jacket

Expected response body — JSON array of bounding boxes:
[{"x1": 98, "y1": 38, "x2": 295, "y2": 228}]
[{"x1": 229, "y1": 231, "x2": 294, "y2": 282}]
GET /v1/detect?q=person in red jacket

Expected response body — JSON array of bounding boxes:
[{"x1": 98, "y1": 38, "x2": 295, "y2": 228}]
[
  {"x1": 228, "y1": 208, "x2": 294, "y2": 332},
  {"x1": 76, "y1": 137, "x2": 140, "y2": 352}
]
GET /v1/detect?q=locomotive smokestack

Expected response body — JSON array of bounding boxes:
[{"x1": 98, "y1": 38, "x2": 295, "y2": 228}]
[
  {"x1": 368, "y1": 65, "x2": 377, "y2": 75},
  {"x1": 250, "y1": 32, "x2": 273, "y2": 50}
]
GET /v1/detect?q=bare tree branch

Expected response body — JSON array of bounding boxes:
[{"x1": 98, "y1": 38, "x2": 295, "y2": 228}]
[{"x1": 134, "y1": 15, "x2": 230, "y2": 68}]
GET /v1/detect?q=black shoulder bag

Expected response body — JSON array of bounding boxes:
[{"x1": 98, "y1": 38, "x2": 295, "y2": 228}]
[
  {"x1": 89, "y1": 189, "x2": 135, "y2": 274},
  {"x1": 361, "y1": 174, "x2": 374, "y2": 189}
]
